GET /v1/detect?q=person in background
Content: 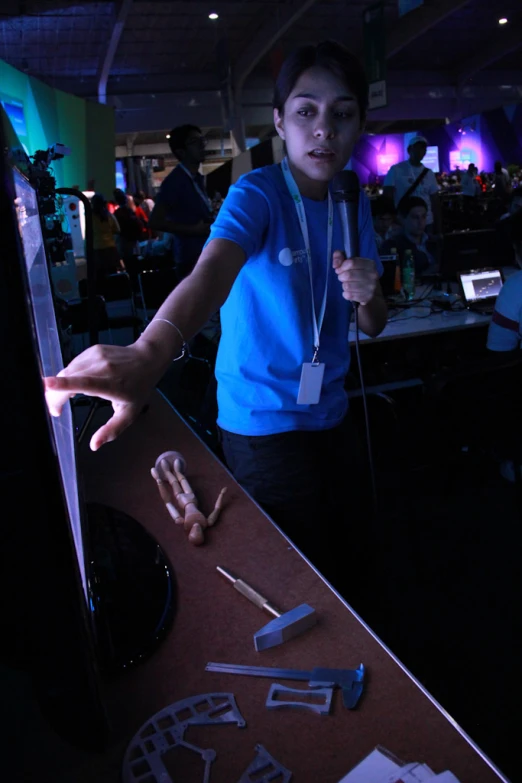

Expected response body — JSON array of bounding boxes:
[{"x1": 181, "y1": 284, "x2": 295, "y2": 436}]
[
  {"x1": 383, "y1": 135, "x2": 441, "y2": 236},
  {"x1": 371, "y1": 196, "x2": 399, "y2": 249},
  {"x1": 487, "y1": 271, "x2": 522, "y2": 353},
  {"x1": 131, "y1": 193, "x2": 150, "y2": 239},
  {"x1": 134, "y1": 190, "x2": 153, "y2": 219},
  {"x1": 149, "y1": 124, "x2": 213, "y2": 279},
  {"x1": 90, "y1": 193, "x2": 122, "y2": 276},
  {"x1": 493, "y1": 160, "x2": 512, "y2": 209},
  {"x1": 380, "y1": 196, "x2": 437, "y2": 277},
  {"x1": 460, "y1": 163, "x2": 480, "y2": 215},
  {"x1": 113, "y1": 189, "x2": 143, "y2": 276},
  {"x1": 139, "y1": 231, "x2": 175, "y2": 261}
]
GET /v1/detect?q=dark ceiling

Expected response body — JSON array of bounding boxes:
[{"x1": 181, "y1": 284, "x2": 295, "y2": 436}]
[{"x1": 1, "y1": 0, "x2": 521, "y2": 145}]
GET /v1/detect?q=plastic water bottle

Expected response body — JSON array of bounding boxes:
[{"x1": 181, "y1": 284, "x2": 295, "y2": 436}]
[{"x1": 402, "y1": 248, "x2": 415, "y2": 301}]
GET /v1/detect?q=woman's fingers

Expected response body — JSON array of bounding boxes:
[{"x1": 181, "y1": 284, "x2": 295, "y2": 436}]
[
  {"x1": 332, "y1": 250, "x2": 345, "y2": 269},
  {"x1": 89, "y1": 403, "x2": 141, "y2": 451},
  {"x1": 44, "y1": 374, "x2": 120, "y2": 417}
]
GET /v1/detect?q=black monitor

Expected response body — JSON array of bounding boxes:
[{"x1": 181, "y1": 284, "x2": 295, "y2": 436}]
[
  {"x1": 440, "y1": 229, "x2": 498, "y2": 282},
  {"x1": 1, "y1": 125, "x2": 109, "y2": 751},
  {"x1": 0, "y1": 113, "x2": 175, "y2": 754}
]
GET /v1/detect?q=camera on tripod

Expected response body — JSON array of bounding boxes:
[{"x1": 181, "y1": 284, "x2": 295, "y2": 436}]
[{"x1": 17, "y1": 143, "x2": 74, "y2": 264}]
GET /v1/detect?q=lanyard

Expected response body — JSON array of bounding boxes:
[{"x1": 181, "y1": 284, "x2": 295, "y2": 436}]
[
  {"x1": 409, "y1": 161, "x2": 424, "y2": 183},
  {"x1": 281, "y1": 157, "x2": 333, "y2": 363},
  {"x1": 178, "y1": 163, "x2": 212, "y2": 212}
]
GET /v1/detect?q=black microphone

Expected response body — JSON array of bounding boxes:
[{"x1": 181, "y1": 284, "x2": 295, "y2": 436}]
[{"x1": 332, "y1": 169, "x2": 360, "y2": 259}]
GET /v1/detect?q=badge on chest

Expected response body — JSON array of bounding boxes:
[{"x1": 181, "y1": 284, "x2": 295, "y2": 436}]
[{"x1": 297, "y1": 361, "x2": 325, "y2": 405}]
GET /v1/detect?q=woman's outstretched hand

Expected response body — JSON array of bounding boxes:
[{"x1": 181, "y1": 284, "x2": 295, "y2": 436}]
[{"x1": 44, "y1": 340, "x2": 164, "y2": 451}]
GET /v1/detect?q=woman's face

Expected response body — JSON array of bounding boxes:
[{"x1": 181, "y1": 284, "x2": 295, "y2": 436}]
[{"x1": 274, "y1": 66, "x2": 363, "y2": 199}]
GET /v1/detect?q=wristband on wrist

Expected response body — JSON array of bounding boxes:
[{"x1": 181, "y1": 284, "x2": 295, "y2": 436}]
[{"x1": 151, "y1": 318, "x2": 189, "y2": 361}]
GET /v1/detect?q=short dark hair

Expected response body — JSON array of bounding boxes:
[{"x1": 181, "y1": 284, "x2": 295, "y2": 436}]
[
  {"x1": 272, "y1": 40, "x2": 368, "y2": 121},
  {"x1": 371, "y1": 195, "x2": 396, "y2": 218},
  {"x1": 168, "y1": 124, "x2": 202, "y2": 158},
  {"x1": 397, "y1": 196, "x2": 428, "y2": 217},
  {"x1": 91, "y1": 193, "x2": 109, "y2": 221},
  {"x1": 113, "y1": 188, "x2": 127, "y2": 207}
]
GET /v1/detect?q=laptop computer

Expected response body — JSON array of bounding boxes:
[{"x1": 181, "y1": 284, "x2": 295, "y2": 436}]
[{"x1": 458, "y1": 268, "x2": 503, "y2": 314}]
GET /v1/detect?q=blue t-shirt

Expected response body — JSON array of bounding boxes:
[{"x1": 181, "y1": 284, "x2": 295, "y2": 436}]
[
  {"x1": 156, "y1": 165, "x2": 211, "y2": 266},
  {"x1": 209, "y1": 163, "x2": 383, "y2": 436}
]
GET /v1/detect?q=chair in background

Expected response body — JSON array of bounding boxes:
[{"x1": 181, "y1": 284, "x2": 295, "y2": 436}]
[
  {"x1": 136, "y1": 268, "x2": 180, "y2": 324},
  {"x1": 64, "y1": 294, "x2": 110, "y2": 356},
  {"x1": 79, "y1": 272, "x2": 142, "y2": 344}
]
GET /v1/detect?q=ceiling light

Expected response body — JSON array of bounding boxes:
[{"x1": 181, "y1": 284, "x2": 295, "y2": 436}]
[
  {"x1": 209, "y1": 12, "x2": 219, "y2": 20},
  {"x1": 498, "y1": 17, "x2": 508, "y2": 24},
  {"x1": 166, "y1": 134, "x2": 170, "y2": 139}
]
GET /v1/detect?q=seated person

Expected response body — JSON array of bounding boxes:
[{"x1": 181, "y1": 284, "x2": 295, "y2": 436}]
[
  {"x1": 487, "y1": 270, "x2": 522, "y2": 352},
  {"x1": 380, "y1": 196, "x2": 437, "y2": 277},
  {"x1": 371, "y1": 196, "x2": 399, "y2": 249}
]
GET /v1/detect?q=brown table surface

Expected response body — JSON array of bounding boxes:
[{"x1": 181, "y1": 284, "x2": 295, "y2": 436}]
[{"x1": 71, "y1": 391, "x2": 507, "y2": 783}]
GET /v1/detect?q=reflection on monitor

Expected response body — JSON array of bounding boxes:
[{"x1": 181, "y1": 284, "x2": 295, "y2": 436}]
[
  {"x1": 460, "y1": 269, "x2": 503, "y2": 303},
  {"x1": 423, "y1": 146, "x2": 440, "y2": 173},
  {"x1": 13, "y1": 168, "x2": 86, "y2": 599}
]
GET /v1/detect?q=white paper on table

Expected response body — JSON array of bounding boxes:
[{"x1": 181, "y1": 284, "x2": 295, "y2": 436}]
[
  {"x1": 337, "y1": 748, "x2": 401, "y2": 782},
  {"x1": 337, "y1": 749, "x2": 462, "y2": 783},
  {"x1": 386, "y1": 763, "x2": 435, "y2": 782}
]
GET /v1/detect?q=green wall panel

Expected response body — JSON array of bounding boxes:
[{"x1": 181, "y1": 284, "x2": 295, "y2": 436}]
[
  {"x1": 55, "y1": 89, "x2": 87, "y2": 189},
  {"x1": 1, "y1": 58, "x2": 114, "y2": 192},
  {"x1": 86, "y1": 99, "x2": 116, "y2": 198}
]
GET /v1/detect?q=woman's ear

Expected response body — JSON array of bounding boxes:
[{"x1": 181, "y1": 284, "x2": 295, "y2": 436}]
[{"x1": 273, "y1": 108, "x2": 285, "y2": 140}]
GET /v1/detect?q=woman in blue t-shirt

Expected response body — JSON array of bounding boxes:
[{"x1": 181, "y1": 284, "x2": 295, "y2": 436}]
[{"x1": 45, "y1": 40, "x2": 387, "y2": 569}]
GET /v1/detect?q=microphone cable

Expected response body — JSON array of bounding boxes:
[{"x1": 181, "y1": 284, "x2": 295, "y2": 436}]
[
  {"x1": 331, "y1": 169, "x2": 379, "y2": 517},
  {"x1": 352, "y1": 301, "x2": 378, "y2": 516}
]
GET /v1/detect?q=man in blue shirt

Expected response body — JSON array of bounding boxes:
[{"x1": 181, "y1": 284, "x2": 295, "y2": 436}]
[{"x1": 149, "y1": 124, "x2": 213, "y2": 279}]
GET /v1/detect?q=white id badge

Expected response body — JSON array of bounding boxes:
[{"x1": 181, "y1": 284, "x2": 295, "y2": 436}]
[{"x1": 297, "y1": 362, "x2": 325, "y2": 405}]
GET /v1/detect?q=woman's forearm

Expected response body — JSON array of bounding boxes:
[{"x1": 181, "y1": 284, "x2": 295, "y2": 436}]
[
  {"x1": 135, "y1": 238, "x2": 245, "y2": 375},
  {"x1": 356, "y1": 292, "x2": 388, "y2": 338}
]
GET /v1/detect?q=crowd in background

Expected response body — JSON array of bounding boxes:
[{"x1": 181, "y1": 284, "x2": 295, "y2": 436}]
[
  {"x1": 74, "y1": 124, "x2": 522, "y2": 485},
  {"x1": 364, "y1": 162, "x2": 521, "y2": 200},
  {"x1": 364, "y1": 149, "x2": 522, "y2": 273},
  {"x1": 90, "y1": 187, "x2": 170, "y2": 279},
  {"x1": 87, "y1": 154, "x2": 522, "y2": 287}
]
